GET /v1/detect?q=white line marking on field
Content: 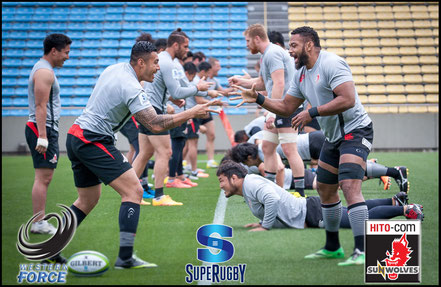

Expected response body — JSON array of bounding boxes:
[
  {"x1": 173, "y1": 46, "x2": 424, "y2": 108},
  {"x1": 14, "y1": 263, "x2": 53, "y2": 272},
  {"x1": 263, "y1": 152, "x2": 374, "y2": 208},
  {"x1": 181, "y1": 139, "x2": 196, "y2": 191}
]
[{"x1": 197, "y1": 189, "x2": 228, "y2": 285}]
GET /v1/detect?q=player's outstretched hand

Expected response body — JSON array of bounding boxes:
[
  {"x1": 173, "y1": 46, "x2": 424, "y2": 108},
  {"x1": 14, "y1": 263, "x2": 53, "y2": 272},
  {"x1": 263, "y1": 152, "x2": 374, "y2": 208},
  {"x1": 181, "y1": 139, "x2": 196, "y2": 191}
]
[
  {"x1": 249, "y1": 226, "x2": 268, "y2": 232},
  {"x1": 229, "y1": 83, "x2": 258, "y2": 107},
  {"x1": 244, "y1": 222, "x2": 261, "y2": 228},
  {"x1": 191, "y1": 100, "x2": 221, "y2": 118},
  {"x1": 196, "y1": 76, "x2": 214, "y2": 91},
  {"x1": 207, "y1": 90, "x2": 223, "y2": 98}
]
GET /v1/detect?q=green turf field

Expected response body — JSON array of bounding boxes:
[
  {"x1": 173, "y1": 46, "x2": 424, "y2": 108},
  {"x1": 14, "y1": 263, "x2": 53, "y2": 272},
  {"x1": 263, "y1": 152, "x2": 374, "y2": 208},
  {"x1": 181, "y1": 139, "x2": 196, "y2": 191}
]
[{"x1": 2, "y1": 152, "x2": 438, "y2": 285}]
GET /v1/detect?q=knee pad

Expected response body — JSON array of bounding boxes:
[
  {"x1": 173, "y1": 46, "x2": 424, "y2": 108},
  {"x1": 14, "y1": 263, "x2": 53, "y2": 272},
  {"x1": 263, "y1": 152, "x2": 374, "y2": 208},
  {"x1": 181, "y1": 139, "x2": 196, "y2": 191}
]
[
  {"x1": 262, "y1": 130, "x2": 279, "y2": 144},
  {"x1": 278, "y1": 132, "x2": 298, "y2": 144},
  {"x1": 316, "y1": 166, "x2": 339, "y2": 185},
  {"x1": 338, "y1": 163, "x2": 365, "y2": 181}
]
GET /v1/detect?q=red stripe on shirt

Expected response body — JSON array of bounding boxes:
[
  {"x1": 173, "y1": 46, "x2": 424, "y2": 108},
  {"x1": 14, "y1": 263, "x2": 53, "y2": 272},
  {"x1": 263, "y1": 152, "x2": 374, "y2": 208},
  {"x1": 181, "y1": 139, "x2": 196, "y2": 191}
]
[{"x1": 68, "y1": 124, "x2": 115, "y2": 160}]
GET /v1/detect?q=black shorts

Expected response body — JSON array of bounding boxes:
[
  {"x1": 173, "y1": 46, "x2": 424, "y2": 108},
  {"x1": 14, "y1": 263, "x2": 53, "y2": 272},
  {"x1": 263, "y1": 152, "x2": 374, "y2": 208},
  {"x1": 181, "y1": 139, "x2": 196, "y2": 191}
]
[
  {"x1": 305, "y1": 117, "x2": 321, "y2": 131},
  {"x1": 274, "y1": 106, "x2": 303, "y2": 128},
  {"x1": 319, "y1": 122, "x2": 374, "y2": 169},
  {"x1": 170, "y1": 122, "x2": 188, "y2": 139},
  {"x1": 187, "y1": 118, "x2": 200, "y2": 139},
  {"x1": 199, "y1": 113, "x2": 213, "y2": 125},
  {"x1": 138, "y1": 106, "x2": 169, "y2": 136},
  {"x1": 309, "y1": 131, "x2": 326, "y2": 160},
  {"x1": 305, "y1": 196, "x2": 323, "y2": 228},
  {"x1": 66, "y1": 124, "x2": 132, "y2": 188},
  {"x1": 119, "y1": 117, "x2": 139, "y2": 146},
  {"x1": 25, "y1": 122, "x2": 59, "y2": 169}
]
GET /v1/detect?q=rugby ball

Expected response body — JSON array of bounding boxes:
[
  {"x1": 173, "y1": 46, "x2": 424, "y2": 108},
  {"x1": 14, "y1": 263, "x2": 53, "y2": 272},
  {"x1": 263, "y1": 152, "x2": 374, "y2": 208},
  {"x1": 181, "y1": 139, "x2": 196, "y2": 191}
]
[{"x1": 67, "y1": 250, "x2": 109, "y2": 276}]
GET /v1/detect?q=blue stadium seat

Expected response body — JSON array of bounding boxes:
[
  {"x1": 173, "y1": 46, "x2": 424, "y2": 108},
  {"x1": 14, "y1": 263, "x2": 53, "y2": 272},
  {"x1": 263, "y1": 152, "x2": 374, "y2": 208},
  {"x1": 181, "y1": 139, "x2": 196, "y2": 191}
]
[
  {"x1": 86, "y1": 22, "x2": 104, "y2": 30},
  {"x1": 105, "y1": 14, "x2": 123, "y2": 21},
  {"x1": 12, "y1": 97, "x2": 29, "y2": 107},
  {"x1": 211, "y1": 39, "x2": 229, "y2": 48},
  {"x1": 120, "y1": 30, "x2": 140, "y2": 39},
  {"x1": 230, "y1": 7, "x2": 248, "y2": 14},
  {"x1": 27, "y1": 31, "x2": 47, "y2": 39},
  {"x1": 101, "y1": 39, "x2": 120, "y2": 48},
  {"x1": 229, "y1": 39, "x2": 244, "y2": 48},
  {"x1": 231, "y1": 2, "x2": 248, "y2": 6},
  {"x1": 211, "y1": 49, "x2": 229, "y2": 57},
  {"x1": 48, "y1": 14, "x2": 67, "y2": 22},
  {"x1": 228, "y1": 67, "x2": 245, "y2": 75},
  {"x1": 218, "y1": 69, "x2": 229, "y2": 77},
  {"x1": 176, "y1": 14, "x2": 193, "y2": 21},
  {"x1": 77, "y1": 58, "x2": 99, "y2": 67},
  {"x1": 68, "y1": 31, "x2": 84, "y2": 40},
  {"x1": 51, "y1": 7, "x2": 70, "y2": 14},
  {"x1": 3, "y1": 59, "x2": 21, "y2": 68},
  {"x1": 118, "y1": 49, "x2": 132, "y2": 57},
  {"x1": 81, "y1": 40, "x2": 101, "y2": 48},
  {"x1": 83, "y1": 31, "x2": 103, "y2": 39},
  {"x1": 175, "y1": 22, "x2": 193, "y2": 30},
  {"x1": 5, "y1": 49, "x2": 24, "y2": 57},
  {"x1": 194, "y1": 31, "x2": 211, "y2": 39},
  {"x1": 228, "y1": 57, "x2": 247, "y2": 66},
  {"x1": 61, "y1": 97, "x2": 73, "y2": 107},
  {"x1": 7, "y1": 109, "x2": 29, "y2": 117},
  {"x1": 119, "y1": 39, "x2": 134, "y2": 48},
  {"x1": 2, "y1": 7, "x2": 16, "y2": 13},
  {"x1": 98, "y1": 58, "x2": 117, "y2": 67},
  {"x1": 2, "y1": 1, "x2": 20, "y2": 6},
  {"x1": 99, "y1": 48, "x2": 118, "y2": 57},
  {"x1": 57, "y1": 68, "x2": 78, "y2": 77},
  {"x1": 89, "y1": 1, "x2": 108, "y2": 6},
  {"x1": 49, "y1": 22, "x2": 69, "y2": 30},
  {"x1": 34, "y1": 7, "x2": 53, "y2": 14},
  {"x1": 159, "y1": 14, "x2": 176, "y2": 21},
  {"x1": 88, "y1": 7, "x2": 103, "y2": 14},
  {"x1": 156, "y1": 31, "x2": 171, "y2": 38},
  {"x1": 19, "y1": 68, "x2": 31, "y2": 77},
  {"x1": 212, "y1": 7, "x2": 229, "y2": 13},
  {"x1": 68, "y1": 14, "x2": 86, "y2": 22},
  {"x1": 24, "y1": 49, "x2": 41, "y2": 57},
  {"x1": 57, "y1": 77, "x2": 75, "y2": 86},
  {"x1": 161, "y1": 2, "x2": 179, "y2": 6},
  {"x1": 178, "y1": 2, "x2": 195, "y2": 6},
  {"x1": 25, "y1": 40, "x2": 42, "y2": 48},
  {"x1": 81, "y1": 49, "x2": 99, "y2": 57},
  {"x1": 2, "y1": 88, "x2": 15, "y2": 96},
  {"x1": 159, "y1": 7, "x2": 177, "y2": 14},
  {"x1": 194, "y1": 7, "x2": 211, "y2": 14},
  {"x1": 230, "y1": 14, "x2": 247, "y2": 21},
  {"x1": 211, "y1": 14, "x2": 229, "y2": 21},
  {"x1": 192, "y1": 40, "x2": 211, "y2": 49},
  {"x1": 229, "y1": 22, "x2": 247, "y2": 30},
  {"x1": 74, "y1": 87, "x2": 93, "y2": 97},
  {"x1": 104, "y1": 22, "x2": 122, "y2": 30},
  {"x1": 62, "y1": 58, "x2": 80, "y2": 67},
  {"x1": 15, "y1": 7, "x2": 35, "y2": 14},
  {"x1": 14, "y1": 87, "x2": 28, "y2": 97},
  {"x1": 229, "y1": 30, "x2": 245, "y2": 39},
  {"x1": 157, "y1": 22, "x2": 176, "y2": 31},
  {"x1": 2, "y1": 98, "x2": 13, "y2": 107},
  {"x1": 211, "y1": 22, "x2": 228, "y2": 30},
  {"x1": 194, "y1": 22, "x2": 211, "y2": 30},
  {"x1": 224, "y1": 108, "x2": 248, "y2": 115},
  {"x1": 21, "y1": 58, "x2": 36, "y2": 67},
  {"x1": 68, "y1": 22, "x2": 86, "y2": 30},
  {"x1": 177, "y1": 7, "x2": 193, "y2": 14},
  {"x1": 75, "y1": 77, "x2": 95, "y2": 86},
  {"x1": 62, "y1": 87, "x2": 76, "y2": 96},
  {"x1": 72, "y1": 97, "x2": 89, "y2": 106},
  {"x1": 195, "y1": 2, "x2": 211, "y2": 6},
  {"x1": 60, "y1": 109, "x2": 72, "y2": 116},
  {"x1": 102, "y1": 31, "x2": 121, "y2": 39},
  {"x1": 106, "y1": 6, "x2": 124, "y2": 13},
  {"x1": 141, "y1": 7, "x2": 159, "y2": 14},
  {"x1": 212, "y1": 31, "x2": 229, "y2": 39},
  {"x1": 122, "y1": 22, "x2": 140, "y2": 30},
  {"x1": 2, "y1": 14, "x2": 15, "y2": 21},
  {"x1": 69, "y1": 7, "x2": 88, "y2": 14},
  {"x1": 76, "y1": 68, "x2": 96, "y2": 77},
  {"x1": 87, "y1": 14, "x2": 104, "y2": 21}
]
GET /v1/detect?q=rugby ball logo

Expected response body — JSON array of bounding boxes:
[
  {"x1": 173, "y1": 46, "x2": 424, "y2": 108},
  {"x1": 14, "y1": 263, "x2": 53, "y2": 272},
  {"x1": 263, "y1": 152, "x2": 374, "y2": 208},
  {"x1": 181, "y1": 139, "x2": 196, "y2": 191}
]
[{"x1": 67, "y1": 250, "x2": 110, "y2": 276}]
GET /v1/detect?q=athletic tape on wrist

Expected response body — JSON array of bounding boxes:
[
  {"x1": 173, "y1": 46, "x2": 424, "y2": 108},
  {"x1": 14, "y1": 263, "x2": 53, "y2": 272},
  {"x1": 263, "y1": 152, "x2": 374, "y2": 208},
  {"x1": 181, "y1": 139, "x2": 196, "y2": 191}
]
[{"x1": 37, "y1": 138, "x2": 48, "y2": 148}]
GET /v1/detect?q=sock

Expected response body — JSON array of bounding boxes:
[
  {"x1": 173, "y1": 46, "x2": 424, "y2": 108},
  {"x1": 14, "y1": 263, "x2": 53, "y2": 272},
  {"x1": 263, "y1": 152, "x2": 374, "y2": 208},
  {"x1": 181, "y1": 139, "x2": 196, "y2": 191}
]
[
  {"x1": 118, "y1": 202, "x2": 140, "y2": 260},
  {"x1": 155, "y1": 187, "x2": 164, "y2": 198},
  {"x1": 70, "y1": 204, "x2": 86, "y2": 227},
  {"x1": 386, "y1": 167, "x2": 400, "y2": 179},
  {"x1": 365, "y1": 198, "x2": 393, "y2": 209},
  {"x1": 322, "y1": 201, "x2": 342, "y2": 251},
  {"x1": 347, "y1": 202, "x2": 368, "y2": 252},
  {"x1": 293, "y1": 177, "x2": 305, "y2": 197},
  {"x1": 368, "y1": 206, "x2": 404, "y2": 220},
  {"x1": 264, "y1": 171, "x2": 276, "y2": 183},
  {"x1": 366, "y1": 161, "x2": 388, "y2": 178}
]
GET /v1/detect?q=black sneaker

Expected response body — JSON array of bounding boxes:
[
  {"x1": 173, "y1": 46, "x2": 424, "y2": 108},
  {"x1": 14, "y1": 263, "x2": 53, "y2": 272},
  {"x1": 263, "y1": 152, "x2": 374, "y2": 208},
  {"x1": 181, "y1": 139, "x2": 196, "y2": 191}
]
[
  {"x1": 41, "y1": 254, "x2": 67, "y2": 264},
  {"x1": 393, "y1": 192, "x2": 409, "y2": 206},
  {"x1": 394, "y1": 166, "x2": 409, "y2": 193},
  {"x1": 114, "y1": 255, "x2": 157, "y2": 269},
  {"x1": 405, "y1": 204, "x2": 424, "y2": 221}
]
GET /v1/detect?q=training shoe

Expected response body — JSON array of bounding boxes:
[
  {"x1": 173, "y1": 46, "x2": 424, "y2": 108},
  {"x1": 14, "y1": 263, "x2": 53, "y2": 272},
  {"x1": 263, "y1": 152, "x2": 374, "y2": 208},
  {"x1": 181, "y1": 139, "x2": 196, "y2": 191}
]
[
  {"x1": 188, "y1": 174, "x2": 199, "y2": 180},
  {"x1": 393, "y1": 191, "x2": 409, "y2": 206},
  {"x1": 197, "y1": 171, "x2": 209, "y2": 178},
  {"x1": 207, "y1": 160, "x2": 219, "y2": 168},
  {"x1": 30, "y1": 220, "x2": 57, "y2": 235},
  {"x1": 338, "y1": 248, "x2": 365, "y2": 266},
  {"x1": 379, "y1": 176, "x2": 391, "y2": 190},
  {"x1": 140, "y1": 199, "x2": 151, "y2": 206},
  {"x1": 115, "y1": 255, "x2": 157, "y2": 269},
  {"x1": 41, "y1": 254, "x2": 67, "y2": 264},
  {"x1": 166, "y1": 179, "x2": 191, "y2": 188},
  {"x1": 405, "y1": 204, "x2": 424, "y2": 221},
  {"x1": 152, "y1": 195, "x2": 183, "y2": 206},
  {"x1": 304, "y1": 247, "x2": 345, "y2": 259},
  {"x1": 181, "y1": 178, "x2": 198, "y2": 187},
  {"x1": 394, "y1": 166, "x2": 409, "y2": 193}
]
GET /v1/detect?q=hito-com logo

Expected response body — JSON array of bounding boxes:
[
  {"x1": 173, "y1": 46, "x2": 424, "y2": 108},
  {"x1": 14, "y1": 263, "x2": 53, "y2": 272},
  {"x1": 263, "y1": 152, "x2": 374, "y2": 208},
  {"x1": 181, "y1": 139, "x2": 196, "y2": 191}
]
[
  {"x1": 185, "y1": 224, "x2": 246, "y2": 284},
  {"x1": 16, "y1": 204, "x2": 77, "y2": 284},
  {"x1": 365, "y1": 220, "x2": 421, "y2": 283}
]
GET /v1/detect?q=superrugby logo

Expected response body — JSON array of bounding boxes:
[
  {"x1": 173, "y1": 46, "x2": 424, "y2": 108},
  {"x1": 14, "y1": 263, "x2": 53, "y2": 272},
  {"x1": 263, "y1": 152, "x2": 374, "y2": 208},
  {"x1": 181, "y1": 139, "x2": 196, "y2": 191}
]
[
  {"x1": 378, "y1": 233, "x2": 412, "y2": 280},
  {"x1": 17, "y1": 204, "x2": 77, "y2": 261}
]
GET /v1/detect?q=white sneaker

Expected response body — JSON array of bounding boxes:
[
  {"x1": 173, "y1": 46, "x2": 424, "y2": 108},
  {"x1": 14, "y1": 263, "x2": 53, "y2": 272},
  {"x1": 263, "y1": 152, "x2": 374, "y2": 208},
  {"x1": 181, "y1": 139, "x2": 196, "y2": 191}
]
[
  {"x1": 188, "y1": 174, "x2": 199, "y2": 180},
  {"x1": 30, "y1": 220, "x2": 57, "y2": 235}
]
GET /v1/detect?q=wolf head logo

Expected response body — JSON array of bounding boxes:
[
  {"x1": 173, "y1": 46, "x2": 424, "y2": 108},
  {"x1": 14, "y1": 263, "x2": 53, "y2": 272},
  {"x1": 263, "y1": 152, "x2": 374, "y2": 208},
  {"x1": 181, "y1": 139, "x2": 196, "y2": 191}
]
[{"x1": 382, "y1": 233, "x2": 412, "y2": 280}]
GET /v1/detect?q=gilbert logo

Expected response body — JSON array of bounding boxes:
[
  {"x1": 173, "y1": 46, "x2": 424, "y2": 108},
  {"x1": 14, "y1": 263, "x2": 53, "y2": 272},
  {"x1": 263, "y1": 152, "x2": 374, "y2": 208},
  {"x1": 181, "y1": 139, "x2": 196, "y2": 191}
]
[
  {"x1": 365, "y1": 220, "x2": 421, "y2": 283},
  {"x1": 17, "y1": 204, "x2": 77, "y2": 261}
]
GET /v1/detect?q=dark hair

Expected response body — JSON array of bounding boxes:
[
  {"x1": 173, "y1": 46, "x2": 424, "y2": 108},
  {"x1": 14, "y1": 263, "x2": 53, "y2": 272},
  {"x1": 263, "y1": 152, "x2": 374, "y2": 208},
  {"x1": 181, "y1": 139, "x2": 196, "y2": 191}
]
[
  {"x1": 183, "y1": 62, "x2": 197, "y2": 75},
  {"x1": 136, "y1": 32, "x2": 154, "y2": 43},
  {"x1": 154, "y1": 38, "x2": 167, "y2": 51},
  {"x1": 193, "y1": 51, "x2": 206, "y2": 62},
  {"x1": 230, "y1": 142, "x2": 258, "y2": 163},
  {"x1": 291, "y1": 26, "x2": 321, "y2": 48},
  {"x1": 268, "y1": 30, "x2": 285, "y2": 48},
  {"x1": 234, "y1": 130, "x2": 248, "y2": 143},
  {"x1": 130, "y1": 41, "x2": 157, "y2": 65},
  {"x1": 43, "y1": 33, "x2": 72, "y2": 55},
  {"x1": 216, "y1": 160, "x2": 248, "y2": 179},
  {"x1": 167, "y1": 28, "x2": 189, "y2": 47},
  {"x1": 197, "y1": 61, "x2": 212, "y2": 72}
]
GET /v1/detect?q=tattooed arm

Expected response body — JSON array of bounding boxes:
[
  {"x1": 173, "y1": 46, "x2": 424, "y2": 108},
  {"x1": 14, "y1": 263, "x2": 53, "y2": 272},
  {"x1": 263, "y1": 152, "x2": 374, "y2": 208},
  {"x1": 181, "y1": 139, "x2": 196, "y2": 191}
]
[{"x1": 135, "y1": 101, "x2": 221, "y2": 133}]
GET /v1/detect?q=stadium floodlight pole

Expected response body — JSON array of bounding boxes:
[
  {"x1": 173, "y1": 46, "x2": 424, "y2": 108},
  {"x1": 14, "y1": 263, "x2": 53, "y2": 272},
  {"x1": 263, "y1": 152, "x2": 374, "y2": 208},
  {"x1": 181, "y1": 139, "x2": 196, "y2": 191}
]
[{"x1": 263, "y1": 2, "x2": 268, "y2": 32}]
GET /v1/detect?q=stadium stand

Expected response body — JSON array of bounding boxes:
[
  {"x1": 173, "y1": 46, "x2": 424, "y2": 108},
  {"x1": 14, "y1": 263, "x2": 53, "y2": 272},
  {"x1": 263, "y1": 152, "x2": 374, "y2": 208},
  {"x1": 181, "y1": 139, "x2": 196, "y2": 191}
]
[
  {"x1": 2, "y1": 2, "x2": 248, "y2": 116},
  {"x1": 288, "y1": 1, "x2": 439, "y2": 113}
]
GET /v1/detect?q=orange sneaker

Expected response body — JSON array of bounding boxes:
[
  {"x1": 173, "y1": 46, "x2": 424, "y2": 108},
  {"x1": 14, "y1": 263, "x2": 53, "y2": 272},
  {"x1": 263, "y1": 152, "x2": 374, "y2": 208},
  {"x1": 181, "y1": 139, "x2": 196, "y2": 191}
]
[
  {"x1": 379, "y1": 176, "x2": 391, "y2": 190},
  {"x1": 181, "y1": 178, "x2": 198, "y2": 187},
  {"x1": 166, "y1": 180, "x2": 191, "y2": 188},
  {"x1": 197, "y1": 172, "x2": 209, "y2": 178},
  {"x1": 140, "y1": 199, "x2": 151, "y2": 206},
  {"x1": 152, "y1": 195, "x2": 183, "y2": 206}
]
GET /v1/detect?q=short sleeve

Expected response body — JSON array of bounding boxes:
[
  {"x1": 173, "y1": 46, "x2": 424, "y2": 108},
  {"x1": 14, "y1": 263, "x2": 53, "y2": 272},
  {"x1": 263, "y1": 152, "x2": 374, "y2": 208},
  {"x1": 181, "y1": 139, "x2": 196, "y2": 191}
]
[
  {"x1": 327, "y1": 56, "x2": 354, "y2": 90},
  {"x1": 286, "y1": 74, "x2": 304, "y2": 100},
  {"x1": 266, "y1": 50, "x2": 285, "y2": 74},
  {"x1": 127, "y1": 90, "x2": 153, "y2": 115}
]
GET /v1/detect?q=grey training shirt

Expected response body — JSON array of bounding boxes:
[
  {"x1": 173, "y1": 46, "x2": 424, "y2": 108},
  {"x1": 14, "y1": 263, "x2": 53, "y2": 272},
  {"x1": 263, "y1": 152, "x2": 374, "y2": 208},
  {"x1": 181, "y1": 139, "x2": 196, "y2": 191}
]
[
  {"x1": 74, "y1": 62, "x2": 152, "y2": 140},
  {"x1": 259, "y1": 43, "x2": 295, "y2": 99},
  {"x1": 287, "y1": 50, "x2": 372, "y2": 143},
  {"x1": 242, "y1": 174, "x2": 307, "y2": 229},
  {"x1": 28, "y1": 58, "x2": 61, "y2": 131}
]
